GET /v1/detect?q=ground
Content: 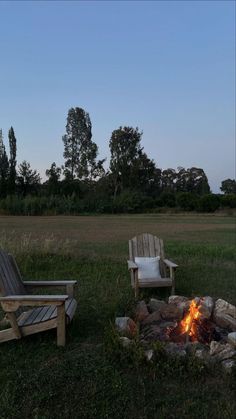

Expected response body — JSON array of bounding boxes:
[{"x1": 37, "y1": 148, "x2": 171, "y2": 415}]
[{"x1": 0, "y1": 214, "x2": 235, "y2": 418}]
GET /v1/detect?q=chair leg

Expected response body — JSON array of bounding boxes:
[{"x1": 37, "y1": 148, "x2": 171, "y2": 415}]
[
  {"x1": 57, "y1": 304, "x2": 66, "y2": 346},
  {"x1": 170, "y1": 268, "x2": 175, "y2": 296},
  {"x1": 134, "y1": 272, "x2": 139, "y2": 299}
]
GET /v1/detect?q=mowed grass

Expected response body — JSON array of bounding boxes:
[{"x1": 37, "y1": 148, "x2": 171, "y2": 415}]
[{"x1": 0, "y1": 214, "x2": 235, "y2": 419}]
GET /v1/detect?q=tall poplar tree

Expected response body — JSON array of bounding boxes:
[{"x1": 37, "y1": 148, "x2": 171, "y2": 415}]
[
  {"x1": 62, "y1": 107, "x2": 104, "y2": 180},
  {"x1": 0, "y1": 129, "x2": 9, "y2": 197},
  {"x1": 8, "y1": 126, "x2": 17, "y2": 194}
]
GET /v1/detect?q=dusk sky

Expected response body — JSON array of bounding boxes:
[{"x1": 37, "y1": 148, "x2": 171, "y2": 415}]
[{"x1": 0, "y1": 0, "x2": 235, "y2": 192}]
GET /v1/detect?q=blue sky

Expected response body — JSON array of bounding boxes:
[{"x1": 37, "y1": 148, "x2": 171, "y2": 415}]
[{"x1": 0, "y1": 0, "x2": 235, "y2": 192}]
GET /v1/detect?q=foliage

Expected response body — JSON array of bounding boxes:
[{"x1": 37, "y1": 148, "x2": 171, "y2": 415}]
[
  {"x1": 0, "y1": 129, "x2": 9, "y2": 198},
  {"x1": 159, "y1": 191, "x2": 176, "y2": 207},
  {"x1": 8, "y1": 126, "x2": 17, "y2": 194},
  {"x1": 17, "y1": 161, "x2": 41, "y2": 196},
  {"x1": 220, "y1": 178, "x2": 236, "y2": 194},
  {"x1": 177, "y1": 192, "x2": 199, "y2": 210},
  {"x1": 198, "y1": 194, "x2": 221, "y2": 212},
  {"x1": 62, "y1": 107, "x2": 105, "y2": 180},
  {"x1": 220, "y1": 194, "x2": 236, "y2": 208}
]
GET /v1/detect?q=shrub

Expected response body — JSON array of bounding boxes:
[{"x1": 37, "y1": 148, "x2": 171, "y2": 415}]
[
  {"x1": 176, "y1": 192, "x2": 199, "y2": 211},
  {"x1": 220, "y1": 194, "x2": 236, "y2": 208},
  {"x1": 198, "y1": 194, "x2": 221, "y2": 212},
  {"x1": 159, "y1": 192, "x2": 176, "y2": 207}
]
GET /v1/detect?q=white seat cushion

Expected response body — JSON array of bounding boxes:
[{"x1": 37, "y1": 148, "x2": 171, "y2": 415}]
[{"x1": 134, "y1": 256, "x2": 161, "y2": 282}]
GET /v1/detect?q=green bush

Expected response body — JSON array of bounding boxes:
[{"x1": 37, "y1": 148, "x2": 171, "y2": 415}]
[
  {"x1": 176, "y1": 192, "x2": 199, "y2": 211},
  {"x1": 159, "y1": 191, "x2": 176, "y2": 207},
  {"x1": 198, "y1": 194, "x2": 221, "y2": 212},
  {"x1": 220, "y1": 194, "x2": 236, "y2": 208}
]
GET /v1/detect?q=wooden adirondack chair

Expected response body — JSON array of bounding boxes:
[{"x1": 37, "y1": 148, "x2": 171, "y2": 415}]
[
  {"x1": 0, "y1": 250, "x2": 77, "y2": 346},
  {"x1": 128, "y1": 233, "x2": 178, "y2": 298}
]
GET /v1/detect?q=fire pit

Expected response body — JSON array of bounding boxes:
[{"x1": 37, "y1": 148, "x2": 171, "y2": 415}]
[{"x1": 115, "y1": 296, "x2": 236, "y2": 372}]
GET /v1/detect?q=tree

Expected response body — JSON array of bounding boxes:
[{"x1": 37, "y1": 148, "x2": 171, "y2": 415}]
[
  {"x1": 175, "y1": 167, "x2": 210, "y2": 194},
  {"x1": 17, "y1": 160, "x2": 41, "y2": 196},
  {"x1": 109, "y1": 126, "x2": 143, "y2": 197},
  {"x1": 0, "y1": 129, "x2": 9, "y2": 198},
  {"x1": 220, "y1": 179, "x2": 236, "y2": 194},
  {"x1": 8, "y1": 126, "x2": 17, "y2": 194},
  {"x1": 45, "y1": 162, "x2": 61, "y2": 195},
  {"x1": 161, "y1": 168, "x2": 176, "y2": 192},
  {"x1": 62, "y1": 107, "x2": 104, "y2": 180}
]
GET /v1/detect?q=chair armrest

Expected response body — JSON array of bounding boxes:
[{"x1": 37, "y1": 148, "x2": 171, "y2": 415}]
[
  {"x1": 163, "y1": 259, "x2": 178, "y2": 268},
  {"x1": 0, "y1": 295, "x2": 68, "y2": 312},
  {"x1": 23, "y1": 280, "x2": 77, "y2": 287},
  {"x1": 23, "y1": 280, "x2": 77, "y2": 298},
  {"x1": 127, "y1": 260, "x2": 138, "y2": 270}
]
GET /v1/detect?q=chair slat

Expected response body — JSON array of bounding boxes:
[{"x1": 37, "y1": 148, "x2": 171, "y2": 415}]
[{"x1": 142, "y1": 233, "x2": 150, "y2": 257}]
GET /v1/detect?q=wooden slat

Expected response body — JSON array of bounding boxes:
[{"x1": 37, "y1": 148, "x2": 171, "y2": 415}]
[
  {"x1": 20, "y1": 307, "x2": 44, "y2": 326},
  {"x1": 41, "y1": 304, "x2": 57, "y2": 322},
  {"x1": 133, "y1": 278, "x2": 173, "y2": 288},
  {"x1": 23, "y1": 280, "x2": 77, "y2": 287},
  {"x1": 164, "y1": 259, "x2": 178, "y2": 268},
  {"x1": 8, "y1": 254, "x2": 26, "y2": 293},
  {"x1": 142, "y1": 233, "x2": 150, "y2": 257},
  {"x1": 148, "y1": 234, "x2": 155, "y2": 257},
  {"x1": 132, "y1": 237, "x2": 138, "y2": 260},
  {"x1": 128, "y1": 240, "x2": 133, "y2": 261},
  {"x1": 159, "y1": 239, "x2": 165, "y2": 259},
  {"x1": 66, "y1": 299, "x2": 77, "y2": 322},
  {"x1": 1, "y1": 252, "x2": 25, "y2": 295},
  {"x1": 21, "y1": 318, "x2": 57, "y2": 337},
  {"x1": 154, "y1": 236, "x2": 160, "y2": 257},
  {"x1": 137, "y1": 235, "x2": 144, "y2": 257},
  {"x1": 0, "y1": 253, "x2": 15, "y2": 295},
  {"x1": 32, "y1": 306, "x2": 51, "y2": 324},
  {"x1": 57, "y1": 304, "x2": 66, "y2": 346},
  {"x1": 0, "y1": 327, "x2": 17, "y2": 343}
]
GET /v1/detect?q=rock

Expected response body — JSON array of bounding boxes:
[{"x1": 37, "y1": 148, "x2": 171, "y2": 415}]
[
  {"x1": 160, "y1": 303, "x2": 183, "y2": 321},
  {"x1": 210, "y1": 340, "x2": 224, "y2": 356},
  {"x1": 134, "y1": 300, "x2": 149, "y2": 322},
  {"x1": 168, "y1": 295, "x2": 190, "y2": 314},
  {"x1": 119, "y1": 337, "x2": 132, "y2": 348},
  {"x1": 165, "y1": 342, "x2": 186, "y2": 357},
  {"x1": 141, "y1": 310, "x2": 162, "y2": 326},
  {"x1": 148, "y1": 298, "x2": 166, "y2": 313},
  {"x1": 213, "y1": 299, "x2": 236, "y2": 331},
  {"x1": 199, "y1": 296, "x2": 214, "y2": 319},
  {"x1": 144, "y1": 349, "x2": 154, "y2": 361},
  {"x1": 115, "y1": 317, "x2": 137, "y2": 338},
  {"x1": 221, "y1": 359, "x2": 235, "y2": 373},
  {"x1": 228, "y1": 332, "x2": 236, "y2": 348},
  {"x1": 141, "y1": 321, "x2": 176, "y2": 342},
  {"x1": 168, "y1": 295, "x2": 188, "y2": 305},
  {"x1": 210, "y1": 341, "x2": 236, "y2": 361}
]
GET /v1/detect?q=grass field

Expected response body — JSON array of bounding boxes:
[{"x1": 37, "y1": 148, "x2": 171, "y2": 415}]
[{"x1": 0, "y1": 214, "x2": 235, "y2": 418}]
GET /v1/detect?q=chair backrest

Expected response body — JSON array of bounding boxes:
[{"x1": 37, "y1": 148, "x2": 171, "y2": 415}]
[
  {"x1": 0, "y1": 250, "x2": 27, "y2": 297},
  {"x1": 129, "y1": 233, "x2": 166, "y2": 276}
]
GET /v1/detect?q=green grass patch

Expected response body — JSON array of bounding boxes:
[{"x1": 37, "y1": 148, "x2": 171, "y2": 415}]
[{"x1": 0, "y1": 214, "x2": 235, "y2": 418}]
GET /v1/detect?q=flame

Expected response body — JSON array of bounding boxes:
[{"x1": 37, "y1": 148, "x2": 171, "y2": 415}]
[{"x1": 181, "y1": 299, "x2": 201, "y2": 338}]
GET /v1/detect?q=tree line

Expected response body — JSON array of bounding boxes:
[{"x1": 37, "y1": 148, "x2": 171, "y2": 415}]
[{"x1": 0, "y1": 107, "x2": 235, "y2": 215}]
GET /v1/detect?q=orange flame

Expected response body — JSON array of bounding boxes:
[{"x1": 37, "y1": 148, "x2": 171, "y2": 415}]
[{"x1": 181, "y1": 299, "x2": 201, "y2": 338}]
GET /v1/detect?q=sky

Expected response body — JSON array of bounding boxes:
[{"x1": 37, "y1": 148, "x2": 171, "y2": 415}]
[{"x1": 0, "y1": 0, "x2": 235, "y2": 192}]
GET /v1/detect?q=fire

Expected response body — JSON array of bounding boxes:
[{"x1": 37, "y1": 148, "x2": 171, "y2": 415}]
[{"x1": 181, "y1": 299, "x2": 202, "y2": 339}]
